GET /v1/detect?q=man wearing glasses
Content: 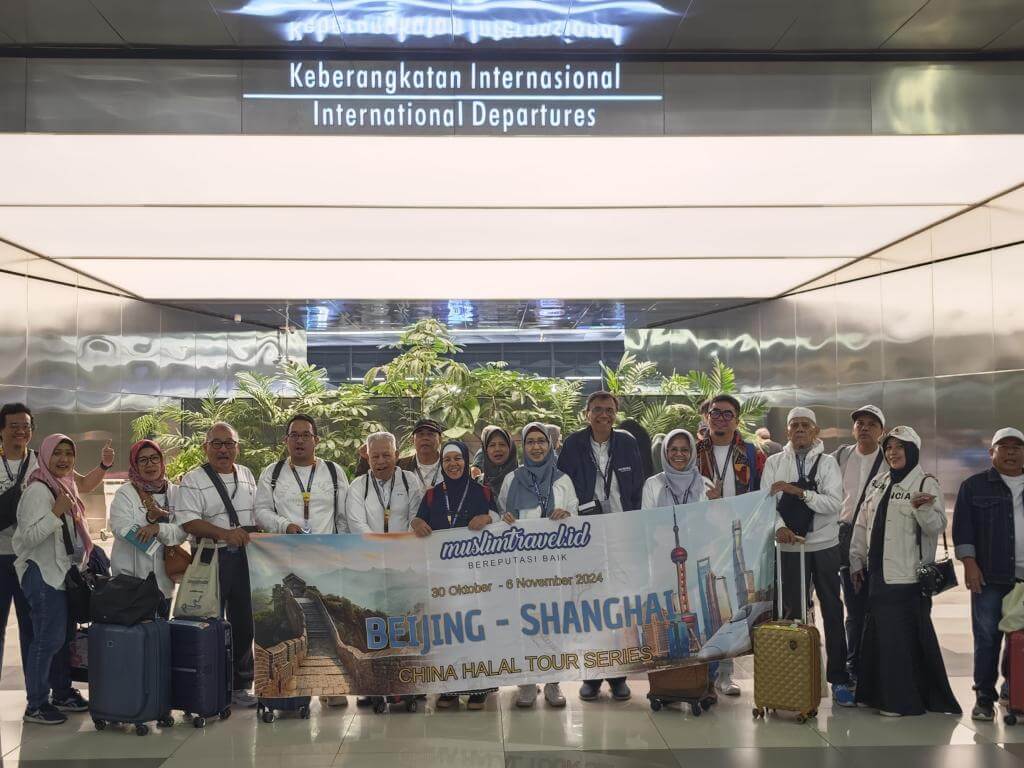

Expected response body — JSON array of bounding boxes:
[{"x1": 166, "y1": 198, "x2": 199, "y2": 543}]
[
  {"x1": 0, "y1": 403, "x2": 114, "y2": 695},
  {"x1": 695, "y1": 394, "x2": 766, "y2": 696},
  {"x1": 177, "y1": 422, "x2": 260, "y2": 707}
]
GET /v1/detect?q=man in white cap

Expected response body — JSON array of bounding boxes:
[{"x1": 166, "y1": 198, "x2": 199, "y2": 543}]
[
  {"x1": 832, "y1": 404, "x2": 887, "y2": 684},
  {"x1": 953, "y1": 426, "x2": 1024, "y2": 721},
  {"x1": 763, "y1": 407, "x2": 855, "y2": 707}
]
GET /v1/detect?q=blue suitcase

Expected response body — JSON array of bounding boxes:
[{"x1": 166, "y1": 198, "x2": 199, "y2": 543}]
[
  {"x1": 88, "y1": 620, "x2": 173, "y2": 735},
  {"x1": 258, "y1": 696, "x2": 311, "y2": 723},
  {"x1": 169, "y1": 618, "x2": 233, "y2": 728}
]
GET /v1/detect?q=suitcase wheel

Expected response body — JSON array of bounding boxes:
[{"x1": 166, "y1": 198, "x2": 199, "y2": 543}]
[
  {"x1": 261, "y1": 710, "x2": 276, "y2": 724},
  {"x1": 808, "y1": 709, "x2": 818, "y2": 718},
  {"x1": 795, "y1": 714, "x2": 807, "y2": 724},
  {"x1": 300, "y1": 705, "x2": 310, "y2": 719},
  {"x1": 649, "y1": 699, "x2": 662, "y2": 712},
  {"x1": 406, "y1": 699, "x2": 418, "y2": 713},
  {"x1": 159, "y1": 717, "x2": 175, "y2": 728},
  {"x1": 135, "y1": 724, "x2": 149, "y2": 736},
  {"x1": 93, "y1": 719, "x2": 107, "y2": 731},
  {"x1": 220, "y1": 707, "x2": 231, "y2": 721},
  {"x1": 690, "y1": 703, "x2": 702, "y2": 717},
  {"x1": 752, "y1": 707, "x2": 763, "y2": 719},
  {"x1": 374, "y1": 699, "x2": 387, "y2": 714},
  {"x1": 700, "y1": 698, "x2": 714, "y2": 711},
  {"x1": 193, "y1": 716, "x2": 207, "y2": 729},
  {"x1": 1005, "y1": 713, "x2": 1018, "y2": 726}
]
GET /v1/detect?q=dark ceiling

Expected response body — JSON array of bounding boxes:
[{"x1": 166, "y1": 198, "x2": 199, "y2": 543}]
[{"x1": 0, "y1": 0, "x2": 1022, "y2": 53}]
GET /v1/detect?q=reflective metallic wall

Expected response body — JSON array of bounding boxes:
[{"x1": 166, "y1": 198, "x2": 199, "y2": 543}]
[
  {"x1": 0, "y1": 246, "x2": 302, "y2": 529},
  {"x1": 628, "y1": 239, "x2": 1024, "y2": 504}
]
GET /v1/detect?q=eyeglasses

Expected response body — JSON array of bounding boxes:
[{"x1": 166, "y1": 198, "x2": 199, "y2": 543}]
[
  {"x1": 207, "y1": 440, "x2": 238, "y2": 450},
  {"x1": 287, "y1": 432, "x2": 315, "y2": 441},
  {"x1": 709, "y1": 409, "x2": 737, "y2": 422},
  {"x1": 524, "y1": 438, "x2": 549, "y2": 447},
  {"x1": 136, "y1": 455, "x2": 162, "y2": 467},
  {"x1": 5, "y1": 424, "x2": 31, "y2": 434}
]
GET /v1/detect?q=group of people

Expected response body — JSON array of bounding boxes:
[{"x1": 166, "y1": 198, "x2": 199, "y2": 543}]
[{"x1": 0, "y1": 391, "x2": 1021, "y2": 724}]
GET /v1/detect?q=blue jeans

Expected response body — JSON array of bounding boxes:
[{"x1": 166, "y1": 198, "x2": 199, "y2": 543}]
[
  {"x1": 0, "y1": 554, "x2": 33, "y2": 686},
  {"x1": 971, "y1": 582, "x2": 1013, "y2": 704},
  {"x1": 20, "y1": 562, "x2": 71, "y2": 711}
]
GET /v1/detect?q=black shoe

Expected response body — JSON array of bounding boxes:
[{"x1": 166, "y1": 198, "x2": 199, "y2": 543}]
[
  {"x1": 436, "y1": 694, "x2": 459, "y2": 709},
  {"x1": 51, "y1": 690, "x2": 88, "y2": 713},
  {"x1": 609, "y1": 680, "x2": 632, "y2": 701},
  {"x1": 467, "y1": 693, "x2": 488, "y2": 710},
  {"x1": 579, "y1": 681, "x2": 601, "y2": 701},
  {"x1": 356, "y1": 696, "x2": 374, "y2": 707},
  {"x1": 972, "y1": 700, "x2": 995, "y2": 721},
  {"x1": 24, "y1": 705, "x2": 67, "y2": 725}
]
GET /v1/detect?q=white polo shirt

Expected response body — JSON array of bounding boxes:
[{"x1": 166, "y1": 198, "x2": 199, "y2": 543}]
[
  {"x1": 176, "y1": 464, "x2": 257, "y2": 547},
  {"x1": 254, "y1": 458, "x2": 350, "y2": 534}
]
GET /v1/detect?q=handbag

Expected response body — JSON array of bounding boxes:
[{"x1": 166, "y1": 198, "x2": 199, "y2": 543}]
[
  {"x1": 90, "y1": 572, "x2": 163, "y2": 625},
  {"x1": 172, "y1": 538, "x2": 221, "y2": 620},
  {"x1": 913, "y1": 474, "x2": 958, "y2": 598},
  {"x1": 776, "y1": 455, "x2": 822, "y2": 537},
  {"x1": 0, "y1": 452, "x2": 32, "y2": 531},
  {"x1": 163, "y1": 544, "x2": 192, "y2": 584},
  {"x1": 58, "y1": 513, "x2": 104, "y2": 623}
]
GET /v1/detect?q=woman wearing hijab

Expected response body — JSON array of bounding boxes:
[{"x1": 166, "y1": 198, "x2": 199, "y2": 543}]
[
  {"x1": 109, "y1": 440, "x2": 187, "y2": 617},
  {"x1": 412, "y1": 440, "x2": 497, "y2": 710},
  {"x1": 12, "y1": 435, "x2": 92, "y2": 725},
  {"x1": 849, "y1": 425, "x2": 961, "y2": 717},
  {"x1": 479, "y1": 426, "x2": 518, "y2": 498},
  {"x1": 496, "y1": 422, "x2": 578, "y2": 708},
  {"x1": 642, "y1": 429, "x2": 707, "y2": 509}
]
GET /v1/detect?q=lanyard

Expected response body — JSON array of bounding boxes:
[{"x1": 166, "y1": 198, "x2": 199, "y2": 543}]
[
  {"x1": 709, "y1": 444, "x2": 734, "y2": 485},
  {"x1": 442, "y1": 482, "x2": 471, "y2": 528},
  {"x1": 289, "y1": 462, "x2": 317, "y2": 522},
  {"x1": 590, "y1": 439, "x2": 614, "y2": 502},
  {"x1": 371, "y1": 474, "x2": 396, "y2": 532},
  {"x1": 2, "y1": 455, "x2": 17, "y2": 483},
  {"x1": 665, "y1": 481, "x2": 680, "y2": 506},
  {"x1": 227, "y1": 468, "x2": 239, "y2": 500},
  {"x1": 529, "y1": 477, "x2": 549, "y2": 515},
  {"x1": 416, "y1": 462, "x2": 440, "y2": 489}
]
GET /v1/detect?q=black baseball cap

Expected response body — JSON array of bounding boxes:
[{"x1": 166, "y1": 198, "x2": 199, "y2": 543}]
[{"x1": 412, "y1": 418, "x2": 445, "y2": 435}]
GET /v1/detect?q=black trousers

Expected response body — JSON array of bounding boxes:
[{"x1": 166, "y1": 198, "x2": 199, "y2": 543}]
[
  {"x1": 780, "y1": 545, "x2": 850, "y2": 686},
  {"x1": 219, "y1": 548, "x2": 254, "y2": 691},
  {"x1": 840, "y1": 566, "x2": 869, "y2": 681}
]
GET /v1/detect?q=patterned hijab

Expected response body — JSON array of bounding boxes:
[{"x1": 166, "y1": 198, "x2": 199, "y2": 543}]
[{"x1": 129, "y1": 439, "x2": 168, "y2": 494}]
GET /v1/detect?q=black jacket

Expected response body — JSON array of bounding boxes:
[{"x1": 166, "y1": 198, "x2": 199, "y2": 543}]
[
  {"x1": 557, "y1": 427, "x2": 644, "y2": 512},
  {"x1": 953, "y1": 467, "x2": 1020, "y2": 586}
]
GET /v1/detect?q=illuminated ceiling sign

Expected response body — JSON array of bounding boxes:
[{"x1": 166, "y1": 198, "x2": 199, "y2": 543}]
[
  {"x1": 232, "y1": 0, "x2": 678, "y2": 46},
  {"x1": 242, "y1": 60, "x2": 663, "y2": 134}
]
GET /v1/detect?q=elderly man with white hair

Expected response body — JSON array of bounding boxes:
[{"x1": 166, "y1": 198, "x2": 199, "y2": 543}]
[
  {"x1": 347, "y1": 432, "x2": 423, "y2": 535},
  {"x1": 762, "y1": 407, "x2": 854, "y2": 707}
]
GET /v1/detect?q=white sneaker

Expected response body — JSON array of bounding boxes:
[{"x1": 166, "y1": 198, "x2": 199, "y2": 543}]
[
  {"x1": 715, "y1": 676, "x2": 741, "y2": 696},
  {"x1": 516, "y1": 684, "x2": 539, "y2": 708},
  {"x1": 543, "y1": 683, "x2": 566, "y2": 708},
  {"x1": 232, "y1": 690, "x2": 258, "y2": 708},
  {"x1": 319, "y1": 696, "x2": 348, "y2": 708},
  {"x1": 879, "y1": 710, "x2": 902, "y2": 717}
]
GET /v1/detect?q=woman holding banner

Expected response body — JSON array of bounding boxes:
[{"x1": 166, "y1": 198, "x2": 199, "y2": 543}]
[
  {"x1": 641, "y1": 428, "x2": 707, "y2": 509},
  {"x1": 497, "y1": 421, "x2": 577, "y2": 708},
  {"x1": 412, "y1": 440, "x2": 497, "y2": 710}
]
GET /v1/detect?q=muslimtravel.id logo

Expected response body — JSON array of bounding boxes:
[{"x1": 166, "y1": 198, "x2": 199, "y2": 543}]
[{"x1": 440, "y1": 522, "x2": 592, "y2": 560}]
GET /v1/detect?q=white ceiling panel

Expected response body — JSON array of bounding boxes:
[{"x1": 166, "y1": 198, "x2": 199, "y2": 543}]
[{"x1": 57, "y1": 257, "x2": 854, "y2": 300}]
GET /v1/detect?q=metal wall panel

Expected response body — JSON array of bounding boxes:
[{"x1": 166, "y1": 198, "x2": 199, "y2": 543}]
[
  {"x1": 76, "y1": 290, "x2": 123, "y2": 395},
  {"x1": 196, "y1": 329, "x2": 230, "y2": 396},
  {"x1": 835, "y1": 276, "x2": 884, "y2": 385},
  {"x1": 835, "y1": 382, "x2": 886, "y2": 445},
  {"x1": 883, "y1": 0, "x2": 1024, "y2": 50},
  {"x1": 25, "y1": 388, "x2": 78, "y2": 445},
  {"x1": 992, "y1": 243, "x2": 1024, "y2": 371},
  {"x1": 0, "y1": 0, "x2": 121, "y2": 44},
  {"x1": 91, "y1": 0, "x2": 236, "y2": 46},
  {"x1": 121, "y1": 298, "x2": 163, "y2": 396},
  {"x1": 758, "y1": 297, "x2": 796, "y2": 391},
  {"x1": 0, "y1": 270, "x2": 27, "y2": 387},
  {"x1": 775, "y1": 0, "x2": 925, "y2": 50},
  {"x1": 27, "y1": 59, "x2": 242, "y2": 134},
  {"x1": 794, "y1": 285, "x2": 838, "y2": 390},
  {"x1": 761, "y1": 388, "x2": 797, "y2": 446},
  {"x1": 994, "y1": 371, "x2": 1024, "y2": 444},
  {"x1": 663, "y1": 64, "x2": 872, "y2": 135},
  {"x1": 932, "y1": 251, "x2": 995, "y2": 377},
  {"x1": 160, "y1": 309, "x2": 197, "y2": 399},
  {"x1": 880, "y1": 264, "x2": 934, "y2": 381},
  {"x1": 26, "y1": 279, "x2": 77, "y2": 391},
  {"x1": 882, "y1": 378, "x2": 937, "y2": 477},
  {"x1": 225, "y1": 330, "x2": 260, "y2": 395},
  {"x1": 935, "y1": 373, "x2": 995, "y2": 502},
  {"x1": 0, "y1": 58, "x2": 25, "y2": 131},
  {"x1": 669, "y1": 0, "x2": 801, "y2": 50}
]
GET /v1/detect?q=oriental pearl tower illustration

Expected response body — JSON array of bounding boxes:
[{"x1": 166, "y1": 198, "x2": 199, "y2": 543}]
[{"x1": 671, "y1": 512, "x2": 702, "y2": 652}]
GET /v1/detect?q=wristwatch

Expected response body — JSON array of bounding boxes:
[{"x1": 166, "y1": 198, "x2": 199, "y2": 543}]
[
  {"x1": 801, "y1": 490, "x2": 809, "y2": 502},
  {"x1": 99, "y1": 461, "x2": 113, "y2": 471}
]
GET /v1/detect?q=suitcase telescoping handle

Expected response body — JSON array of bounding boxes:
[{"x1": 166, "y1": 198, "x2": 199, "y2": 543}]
[{"x1": 775, "y1": 539, "x2": 808, "y2": 624}]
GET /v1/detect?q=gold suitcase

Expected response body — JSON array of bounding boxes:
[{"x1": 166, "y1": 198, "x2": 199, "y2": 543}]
[{"x1": 752, "y1": 542, "x2": 822, "y2": 722}]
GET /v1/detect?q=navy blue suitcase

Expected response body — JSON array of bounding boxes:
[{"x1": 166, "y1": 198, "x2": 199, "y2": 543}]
[
  {"x1": 88, "y1": 620, "x2": 173, "y2": 735},
  {"x1": 169, "y1": 618, "x2": 233, "y2": 728},
  {"x1": 258, "y1": 696, "x2": 311, "y2": 723}
]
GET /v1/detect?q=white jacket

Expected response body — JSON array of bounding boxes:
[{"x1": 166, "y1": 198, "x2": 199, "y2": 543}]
[
  {"x1": 763, "y1": 440, "x2": 843, "y2": 553},
  {"x1": 641, "y1": 473, "x2": 708, "y2": 510},
  {"x1": 109, "y1": 483, "x2": 187, "y2": 598},
  {"x1": 254, "y1": 459, "x2": 350, "y2": 534},
  {"x1": 13, "y1": 481, "x2": 80, "y2": 589},
  {"x1": 346, "y1": 470, "x2": 423, "y2": 534},
  {"x1": 849, "y1": 465, "x2": 946, "y2": 585},
  {"x1": 497, "y1": 472, "x2": 579, "y2": 517}
]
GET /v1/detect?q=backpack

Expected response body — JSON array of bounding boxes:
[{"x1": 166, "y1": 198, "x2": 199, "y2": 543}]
[{"x1": 270, "y1": 459, "x2": 341, "y2": 533}]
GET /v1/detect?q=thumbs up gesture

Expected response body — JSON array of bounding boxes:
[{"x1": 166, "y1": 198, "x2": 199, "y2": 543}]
[{"x1": 101, "y1": 439, "x2": 115, "y2": 469}]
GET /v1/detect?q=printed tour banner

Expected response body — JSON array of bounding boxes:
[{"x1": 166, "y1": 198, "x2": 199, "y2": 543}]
[{"x1": 248, "y1": 491, "x2": 777, "y2": 698}]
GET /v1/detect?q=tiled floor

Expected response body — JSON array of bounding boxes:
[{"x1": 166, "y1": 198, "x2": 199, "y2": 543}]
[{"x1": 0, "y1": 570, "x2": 1020, "y2": 768}]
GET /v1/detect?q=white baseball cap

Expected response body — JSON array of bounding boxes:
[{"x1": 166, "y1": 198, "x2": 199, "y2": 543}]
[
  {"x1": 992, "y1": 427, "x2": 1024, "y2": 447},
  {"x1": 851, "y1": 405, "x2": 885, "y2": 429},
  {"x1": 884, "y1": 425, "x2": 921, "y2": 450},
  {"x1": 786, "y1": 407, "x2": 817, "y2": 425}
]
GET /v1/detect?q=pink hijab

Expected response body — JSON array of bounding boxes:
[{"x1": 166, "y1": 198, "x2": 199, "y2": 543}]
[{"x1": 27, "y1": 434, "x2": 93, "y2": 561}]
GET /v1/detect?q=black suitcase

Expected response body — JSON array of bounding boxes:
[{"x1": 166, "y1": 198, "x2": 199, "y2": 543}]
[
  {"x1": 257, "y1": 696, "x2": 312, "y2": 723},
  {"x1": 169, "y1": 618, "x2": 233, "y2": 728},
  {"x1": 88, "y1": 620, "x2": 174, "y2": 735}
]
